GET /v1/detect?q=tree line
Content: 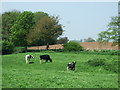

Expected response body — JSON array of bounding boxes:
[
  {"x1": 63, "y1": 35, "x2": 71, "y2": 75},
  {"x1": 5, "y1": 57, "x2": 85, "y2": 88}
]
[
  {"x1": 1, "y1": 10, "x2": 69, "y2": 54},
  {"x1": 1, "y1": 10, "x2": 119, "y2": 54}
]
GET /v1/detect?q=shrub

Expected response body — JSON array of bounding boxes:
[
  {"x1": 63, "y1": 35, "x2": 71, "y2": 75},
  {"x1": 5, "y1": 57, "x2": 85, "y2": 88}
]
[
  {"x1": 82, "y1": 49, "x2": 120, "y2": 55},
  {"x1": 13, "y1": 47, "x2": 26, "y2": 53},
  {"x1": 2, "y1": 40, "x2": 15, "y2": 55},
  {"x1": 111, "y1": 50, "x2": 120, "y2": 55},
  {"x1": 88, "y1": 58, "x2": 119, "y2": 73},
  {"x1": 63, "y1": 41, "x2": 84, "y2": 52},
  {"x1": 88, "y1": 58, "x2": 106, "y2": 67},
  {"x1": 103, "y1": 61, "x2": 119, "y2": 73}
]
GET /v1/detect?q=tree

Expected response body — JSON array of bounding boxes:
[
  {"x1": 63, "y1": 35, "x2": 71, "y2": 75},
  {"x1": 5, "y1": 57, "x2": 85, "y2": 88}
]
[
  {"x1": 2, "y1": 10, "x2": 21, "y2": 40},
  {"x1": 84, "y1": 37, "x2": 95, "y2": 42},
  {"x1": 2, "y1": 40, "x2": 15, "y2": 55},
  {"x1": 0, "y1": 13, "x2": 2, "y2": 35},
  {"x1": 34, "y1": 12, "x2": 48, "y2": 23},
  {"x1": 26, "y1": 12, "x2": 49, "y2": 46},
  {"x1": 57, "y1": 37, "x2": 69, "y2": 44},
  {"x1": 10, "y1": 11, "x2": 34, "y2": 47},
  {"x1": 79, "y1": 39, "x2": 83, "y2": 42},
  {"x1": 0, "y1": 13, "x2": 2, "y2": 30},
  {"x1": 63, "y1": 41, "x2": 84, "y2": 51},
  {"x1": 97, "y1": 16, "x2": 120, "y2": 46},
  {"x1": 27, "y1": 16, "x2": 63, "y2": 49},
  {"x1": 0, "y1": 14, "x2": 2, "y2": 54}
]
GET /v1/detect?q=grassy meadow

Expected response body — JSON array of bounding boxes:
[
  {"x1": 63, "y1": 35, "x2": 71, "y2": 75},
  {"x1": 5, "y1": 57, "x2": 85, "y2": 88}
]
[{"x1": 2, "y1": 51, "x2": 118, "y2": 88}]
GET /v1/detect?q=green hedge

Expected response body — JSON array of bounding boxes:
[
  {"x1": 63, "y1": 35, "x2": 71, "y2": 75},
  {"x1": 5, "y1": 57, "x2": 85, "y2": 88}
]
[
  {"x1": 2, "y1": 40, "x2": 15, "y2": 55},
  {"x1": 63, "y1": 41, "x2": 84, "y2": 52},
  {"x1": 13, "y1": 47, "x2": 26, "y2": 54},
  {"x1": 80, "y1": 50, "x2": 120, "y2": 55},
  {"x1": 87, "y1": 58, "x2": 119, "y2": 73},
  {"x1": 27, "y1": 49, "x2": 64, "y2": 52},
  {"x1": 88, "y1": 58, "x2": 106, "y2": 67},
  {"x1": 103, "y1": 61, "x2": 119, "y2": 73}
]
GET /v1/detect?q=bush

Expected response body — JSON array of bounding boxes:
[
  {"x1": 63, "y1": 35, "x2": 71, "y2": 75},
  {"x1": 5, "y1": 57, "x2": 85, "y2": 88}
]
[
  {"x1": 82, "y1": 49, "x2": 120, "y2": 55},
  {"x1": 88, "y1": 58, "x2": 106, "y2": 67},
  {"x1": 103, "y1": 61, "x2": 119, "y2": 73},
  {"x1": 2, "y1": 40, "x2": 15, "y2": 55},
  {"x1": 88, "y1": 58, "x2": 119, "y2": 73},
  {"x1": 63, "y1": 41, "x2": 84, "y2": 52},
  {"x1": 13, "y1": 47, "x2": 26, "y2": 53},
  {"x1": 110, "y1": 50, "x2": 120, "y2": 55}
]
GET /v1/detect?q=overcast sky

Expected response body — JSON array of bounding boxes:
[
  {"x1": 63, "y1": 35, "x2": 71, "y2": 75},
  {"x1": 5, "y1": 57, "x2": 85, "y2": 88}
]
[{"x1": 2, "y1": 2, "x2": 118, "y2": 40}]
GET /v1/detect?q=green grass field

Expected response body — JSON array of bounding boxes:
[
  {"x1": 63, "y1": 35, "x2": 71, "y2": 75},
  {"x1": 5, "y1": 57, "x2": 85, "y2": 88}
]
[{"x1": 2, "y1": 51, "x2": 118, "y2": 88}]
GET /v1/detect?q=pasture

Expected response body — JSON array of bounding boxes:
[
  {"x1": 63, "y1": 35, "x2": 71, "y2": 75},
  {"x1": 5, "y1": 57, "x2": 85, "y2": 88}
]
[{"x1": 2, "y1": 51, "x2": 118, "y2": 88}]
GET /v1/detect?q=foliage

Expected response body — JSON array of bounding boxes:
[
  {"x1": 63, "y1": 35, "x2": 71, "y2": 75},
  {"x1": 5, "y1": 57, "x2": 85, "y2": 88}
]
[
  {"x1": 88, "y1": 58, "x2": 106, "y2": 67},
  {"x1": 10, "y1": 11, "x2": 35, "y2": 46},
  {"x1": 57, "y1": 37, "x2": 69, "y2": 44},
  {"x1": 2, "y1": 52, "x2": 118, "y2": 88},
  {"x1": 2, "y1": 10, "x2": 21, "y2": 40},
  {"x1": 79, "y1": 39, "x2": 83, "y2": 42},
  {"x1": 63, "y1": 41, "x2": 84, "y2": 51},
  {"x1": 103, "y1": 61, "x2": 119, "y2": 73},
  {"x1": 2, "y1": 40, "x2": 15, "y2": 55},
  {"x1": 84, "y1": 37, "x2": 95, "y2": 42},
  {"x1": 0, "y1": 14, "x2": 2, "y2": 30},
  {"x1": 27, "y1": 16, "x2": 63, "y2": 47},
  {"x1": 97, "y1": 16, "x2": 120, "y2": 46},
  {"x1": 88, "y1": 58, "x2": 119, "y2": 73},
  {"x1": 81, "y1": 49, "x2": 120, "y2": 55},
  {"x1": 2, "y1": 10, "x2": 64, "y2": 48},
  {"x1": 34, "y1": 11, "x2": 48, "y2": 23},
  {"x1": 13, "y1": 47, "x2": 26, "y2": 54}
]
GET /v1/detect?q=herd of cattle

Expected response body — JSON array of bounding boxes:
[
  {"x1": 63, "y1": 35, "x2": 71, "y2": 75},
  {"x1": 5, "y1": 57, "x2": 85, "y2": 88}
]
[{"x1": 25, "y1": 54, "x2": 76, "y2": 71}]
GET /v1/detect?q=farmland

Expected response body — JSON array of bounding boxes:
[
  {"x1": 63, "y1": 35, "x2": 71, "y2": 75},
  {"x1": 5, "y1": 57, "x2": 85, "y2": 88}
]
[{"x1": 2, "y1": 51, "x2": 118, "y2": 88}]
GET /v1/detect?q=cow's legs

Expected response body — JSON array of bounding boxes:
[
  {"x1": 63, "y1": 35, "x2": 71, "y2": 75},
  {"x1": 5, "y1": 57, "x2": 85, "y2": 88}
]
[
  {"x1": 26, "y1": 59, "x2": 29, "y2": 64},
  {"x1": 46, "y1": 60, "x2": 48, "y2": 62},
  {"x1": 40, "y1": 59, "x2": 42, "y2": 64},
  {"x1": 67, "y1": 66, "x2": 69, "y2": 71}
]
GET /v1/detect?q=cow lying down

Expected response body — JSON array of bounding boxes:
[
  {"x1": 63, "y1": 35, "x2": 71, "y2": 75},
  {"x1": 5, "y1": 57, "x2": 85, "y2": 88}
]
[
  {"x1": 40, "y1": 55, "x2": 52, "y2": 64},
  {"x1": 67, "y1": 61, "x2": 76, "y2": 71},
  {"x1": 25, "y1": 55, "x2": 34, "y2": 64}
]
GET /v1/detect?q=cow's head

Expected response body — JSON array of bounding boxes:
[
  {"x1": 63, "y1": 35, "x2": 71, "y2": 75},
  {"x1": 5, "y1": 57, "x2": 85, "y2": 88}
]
[
  {"x1": 30, "y1": 55, "x2": 34, "y2": 58},
  {"x1": 72, "y1": 61, "x2": 76, "y2": 64}
]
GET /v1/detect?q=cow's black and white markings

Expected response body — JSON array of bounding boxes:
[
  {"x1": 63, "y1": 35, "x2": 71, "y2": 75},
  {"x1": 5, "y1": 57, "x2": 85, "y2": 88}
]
[
  {"x1": 67, "y1": 61, "x2": 76, "y2": 71},
  {"x1": 39, "y1": 55, "x2": 52, "y2": 64},
  {"x1": 25, "y1": 55, "x2": 34, "y2": 64}
]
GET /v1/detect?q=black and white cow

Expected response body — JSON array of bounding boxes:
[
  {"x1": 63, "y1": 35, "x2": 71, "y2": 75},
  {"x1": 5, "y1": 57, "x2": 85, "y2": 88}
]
[
  {"x1": 25, "y1": 55, "x2": 34, "y2": 64},
  {"x1": 67, "y1": 61, "x2": 76, "y2": 71},
  {"x1": 39, "y1": 55, "x2": 52, "y2": 64}
]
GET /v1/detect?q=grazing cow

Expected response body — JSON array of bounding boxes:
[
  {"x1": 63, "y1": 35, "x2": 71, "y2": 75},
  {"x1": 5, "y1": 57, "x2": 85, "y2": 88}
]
[
  {"x1": 67, "y1": 61, "x2": 76, "y2": 71},
  {"x1": 25, "y1": 55, "x2": 34, "y2": 64},
  {"x1": 40, "y1": 55, "x2": 52, "y2": 64}
]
